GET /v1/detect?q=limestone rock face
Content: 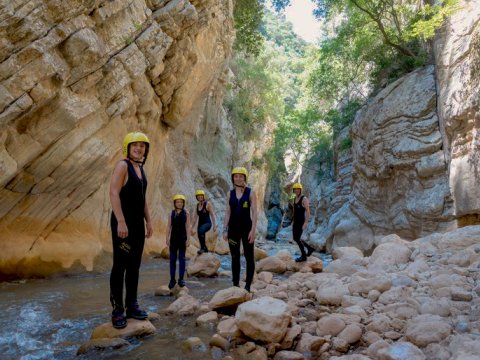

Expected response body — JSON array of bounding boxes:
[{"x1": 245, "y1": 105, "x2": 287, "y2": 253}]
[
  {"x1": 434, "y1": 0, "x2": 480, "y2": 222},
  {"x1": 0, "y1": 0, "x2": 270, "y2": 278},
  {"x1": 302, "y1": 1, "x2": 480, "y2": 251}
]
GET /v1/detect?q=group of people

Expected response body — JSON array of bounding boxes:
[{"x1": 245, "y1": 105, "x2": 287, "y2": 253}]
[{"x1": 108, "y1": 132, "x2": 315, "y2": 329}]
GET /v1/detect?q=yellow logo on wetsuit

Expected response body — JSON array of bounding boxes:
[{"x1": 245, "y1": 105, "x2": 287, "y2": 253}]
[
  {"x1": 120, "y1": 242, "x2": 131, "y2": 253},
  {"x1": 243, "y1": 201, "x2": 249, "y2": 208}
]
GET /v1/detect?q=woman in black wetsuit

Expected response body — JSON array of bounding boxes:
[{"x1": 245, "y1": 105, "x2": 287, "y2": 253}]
[
  {"x1": 222, "y1": 167, "x2": 257, "y2": 292},
  {"x1": 166, "y1": 194, "x2": 191, "y2": 289},
  {"x1": 191, "y1": 190, "x2": 217, "y2": 254},
  {"x1": 109, "y1": 132, "x2": 153, "y2": 329},
  {"x1": 292, "y1": 183, "x2": 315, "y2": 262}
]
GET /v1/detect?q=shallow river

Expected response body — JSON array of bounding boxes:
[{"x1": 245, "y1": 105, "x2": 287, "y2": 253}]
[{"x1": 1, "y1": 243, "x2": 331, "y2": 360}]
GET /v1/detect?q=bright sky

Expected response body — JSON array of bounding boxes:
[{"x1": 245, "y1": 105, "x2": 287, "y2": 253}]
[{"x1": 283, "y1": 0, "x2": 322, "y2": 43}]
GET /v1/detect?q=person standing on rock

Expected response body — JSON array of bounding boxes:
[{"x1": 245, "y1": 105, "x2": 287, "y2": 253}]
[
  {"x1": 292, "y1": 183, "x2": 315, "y2": 262},
  {"x1": 109, "y1": 132, "x2": 153, "y2": 329},
  {"x1": 166, "y1": 194, "x2": 191, "y2": 289},
  {"x1": 190, "y1": 190, "x2": 217, "y2": 254},
  {"x1": 223, "y1": 167, "x2": 258, "y2": 292}
]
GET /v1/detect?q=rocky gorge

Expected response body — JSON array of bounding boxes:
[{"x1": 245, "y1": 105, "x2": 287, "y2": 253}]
[{"x1": 1, "y1": 0, "x2": 480, "y2": 359}]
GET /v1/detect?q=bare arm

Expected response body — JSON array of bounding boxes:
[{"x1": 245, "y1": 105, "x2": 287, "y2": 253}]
[
  {"x1": 109, "y1": 161, "x2": 128, "y2": 238},
  {"x1": 186, "y1": 212, "x2": 191, "y2": 246},
  {"x1": 303, "y1": 197, "x2": 310, "y2": 230},
  {"x1": 249, "y1": 190, "x2": 258, "y2": 243},
  {"x1": 190, "y1": 207, "x2": 198, "y2": 235},
  {"x1": 166, "y1": 212, "x2": 171, "y2": 247},
  {"x1": 207, "y1": 201, "x2": 217, "y2": 231},
  {"x1": 223, "y1": 192, "x2": 231, "y2": 241},
  {"x1": 144, "y1": 202, "x2": 153, "y2": 238}
]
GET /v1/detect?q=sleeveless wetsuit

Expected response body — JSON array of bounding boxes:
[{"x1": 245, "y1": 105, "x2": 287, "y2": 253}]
[{"x1": 110, "y1": 160, "x2": 147, "y2": 309}]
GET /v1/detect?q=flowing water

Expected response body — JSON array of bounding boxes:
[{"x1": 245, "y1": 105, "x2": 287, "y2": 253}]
[{"x1": 1, "y1": 242, "x2": 331, "y2": 360}]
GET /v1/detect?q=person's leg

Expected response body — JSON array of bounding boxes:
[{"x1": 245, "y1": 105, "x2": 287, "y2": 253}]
[
  {"x1": 228, "y1": 235, "x2": 241, "y2": 287},
  {"x1": 303, "y1": 241, "x2": 315, "y2": 256},
  {"x1": 110, "y1": 216, "x2": 128, "y2": 328},
  {"x1": 293, "y1": 226, "x2": 307, "y2": 262},
  {"x1": 241, "y1": 232, "x2": 255, "y2": 291},
  {"x1": 178, "y1": 246, "x2": 186, "y2": 287},
  {"x1": 197, "y1": 222, "x2": 212, "y2": 253},
  {"x1": 169, "y1": 244, "x2": 178, "y2": 289},
  {"x1": 125, "y1": 230, "x2": 147, "y2": 319}
]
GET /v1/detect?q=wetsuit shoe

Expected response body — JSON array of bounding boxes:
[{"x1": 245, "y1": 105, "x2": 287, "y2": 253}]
[
  {"x1": 168, "y1": 279, "x2": 176, "y2": 289},
  {"x1": 178, "y1": 279, "x2": 186, "y2": 287},
  {"x1": 244, "y1": 284, "x2": 251, "y2": 292},
  {"x1": 295, "y1": 255, "x2": 307, "y2": 262},
  {"x1": 126, "y1": 302, "x2": 148, "y2": 320},
  {"x1": 111, "y1": 308, "x2": 127, "y2": 329},
  {"x1": 197, "y1": 248, "x2": 205, "y2": 255}
]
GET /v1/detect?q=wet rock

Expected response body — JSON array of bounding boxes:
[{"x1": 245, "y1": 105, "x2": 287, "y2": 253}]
[
  {"x1": 77, "y1": 338, "x2": 130, "y2": 355},
  {"x1": 255, "y1": 247, "x2": 269, "y2": 261},
  {"x1": 209, "y1": 333, "x2": 230, "y2": 351},
  {"x1": 217, "y1": 317, "x2": 241, "y2": 339},
  {"x1": 91, "y1": 319, "x2": 156, "y2": 339},
  {"x1": 405, "y1": 315, "x2": 452, "y2": 347},
  {"x1": 232, "y1": 342, "x2": 268, "y2": 360},
  {"x1": 147, "y1": 312, "x2": 160, "y2": 323},
  {"x1": 235, "y1": 296, "x2": 291, "y2": 343},
  {"x1": 162, "y1": 294, "x2": 200, "y2": 316},
  {"x1": 183, "y1": 337, "x2": 205, "y2": 352},
  {"x1": 187, "y1": 253, "x2": 221, "y2": 277},
  {"x1": 154, "y1": 285, "x2": 172, "y2": 296},
  {"x1": 209, "y1": 286, "x2": 250, "y2": 311},
  {"x1": 257, "y1": 257, "x2": 287, "y2": 274},
  {"x1": 196, "y1": 311, "x2": 218, "y2": 326}
]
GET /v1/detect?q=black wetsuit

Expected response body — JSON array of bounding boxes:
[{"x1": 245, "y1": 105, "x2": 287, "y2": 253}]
[
  {"x1": 293, "y1": 195, "x2": 308, "y2": 257},
  {"x1": 110, "y1": 160, "x2": 146, "y2": 309},
  {"x1": 170, "y1": 209, "x2": 187, "y2": 281},
  {"x1": 197, "y1": 202, "x2": 212, "y2": 251},
  {"x1": 227, "y1": 187, "x2": 255, "y2": 288}
]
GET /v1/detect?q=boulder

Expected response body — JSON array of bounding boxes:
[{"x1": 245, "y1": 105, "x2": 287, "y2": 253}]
[
  {"x1": 405, "y1": 315, "x2": 452, "y2": 347},
  {"x1": 209, "y1": 333, "x2": 230, "y2": 351},
  {"x1": 217, "y1": 317, "x2": 241, "y2": 339},
  {"x1": 337, "y1": 324, "x2": 362, "y2": 344},
  {"x1": 274, "y1": 351, "x2": 305, "y2": 360},
  {"x1": 257, "y1": 256, "x2": 287, "y2": 274},
  {"x1": 332, "y1": 247, "x2": 364, "y2": 260},
  {"x1": 154, "y1": 285, "x2": 172, "y2": 296},
  {"x1": 377, "y1": 341, "x2": 426, "y2": 360},
  {"x1": 235, "y1": 296, "x2": 291, "y2": 343},
  {"x1": 91, "y1": 319, "x2": 155, "y2": 339},
  {"x1": 316, "y1": 315, "x2": 346, "y2": 337},
  {"x1": 182, "y1": 337, "x2": 205, "y2": 352},
  {"x1": 348, "y1": 276, "x2": 392, "y2": 295},
  {"x1": 77, "y1": 338, "x2": 130, "y2": 355},
  {"x1": 196, "y1": 311, "x2": 218, "y2": 326},
  {"x1": 209, "y1": 286, "x2": 250, "y2": 311},
  {"x1": 255, "y1": 247, "x2": 269, "y2": 261},
  {"x1": 162, "y1": 294, "x2": 200, "y2": 316},
  {"x1": 187, "y1": 253, "x2": 221, "y2": 277}
]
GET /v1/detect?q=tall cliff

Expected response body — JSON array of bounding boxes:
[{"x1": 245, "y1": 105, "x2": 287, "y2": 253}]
[
  {"x1": 303, "y1": 0, "x2": 480, "y2": 252},
  {"x1": 0, "y1": 0, "x2": 269, "y2": 278}
]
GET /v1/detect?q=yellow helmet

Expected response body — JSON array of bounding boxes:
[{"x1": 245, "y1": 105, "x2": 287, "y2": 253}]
[
  {"x1": 231, "y1": 167, "x2": 248, "y2": 183},
  {"x1": 173, "y1": 194, "x2": 186, "y2": 203},
  {"x1": 195, "y1": 190, "x2": 206, "y2": 198},
  {"x1": 292, "y1": 183, "x2": 303, "y2": 191},
  {"x1": 122, "y1": 132, "x2": 150, "y2": 162}
]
